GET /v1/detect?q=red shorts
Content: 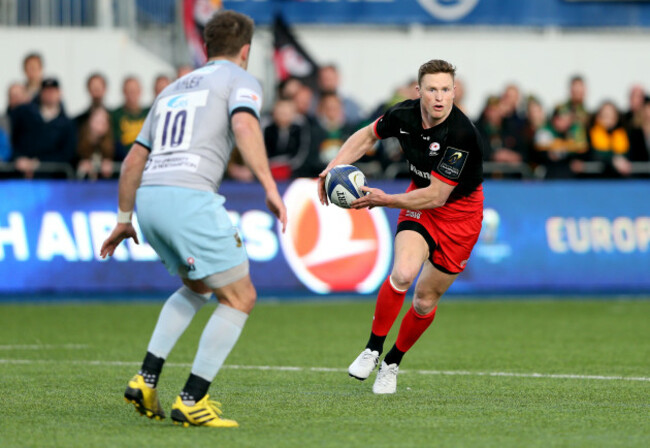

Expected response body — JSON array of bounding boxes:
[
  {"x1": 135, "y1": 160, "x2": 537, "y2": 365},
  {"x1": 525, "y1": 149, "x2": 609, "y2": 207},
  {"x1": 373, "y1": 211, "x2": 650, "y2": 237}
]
[{"x1": 397, "y1": 191, "x2": 483, "y2": 274}]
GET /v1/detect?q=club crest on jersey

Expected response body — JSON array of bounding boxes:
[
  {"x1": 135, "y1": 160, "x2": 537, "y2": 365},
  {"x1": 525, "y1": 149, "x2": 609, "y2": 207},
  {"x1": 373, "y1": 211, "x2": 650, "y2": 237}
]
[
  {"x1": 438, "y1": 146, "x2": 468, "y2": 179},
  {"x1": 429, "y1": 142, "x2": 441, "y2": 156}
]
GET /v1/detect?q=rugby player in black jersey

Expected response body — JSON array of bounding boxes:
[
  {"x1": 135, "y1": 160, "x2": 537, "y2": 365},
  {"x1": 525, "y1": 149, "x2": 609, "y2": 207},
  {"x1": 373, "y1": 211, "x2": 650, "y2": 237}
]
[{"x1": 318, "y1": 59, "x2": 484, "y2": 394}]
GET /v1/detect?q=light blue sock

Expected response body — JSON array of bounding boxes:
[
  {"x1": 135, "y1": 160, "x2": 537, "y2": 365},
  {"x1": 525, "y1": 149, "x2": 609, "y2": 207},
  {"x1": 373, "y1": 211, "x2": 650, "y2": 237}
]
[
  {"x1": 147, "y1": 286, "x2": 211, "y2": 359},
  {"x1": 190, "y1": 304, "x2": 248, "y2": 382}
]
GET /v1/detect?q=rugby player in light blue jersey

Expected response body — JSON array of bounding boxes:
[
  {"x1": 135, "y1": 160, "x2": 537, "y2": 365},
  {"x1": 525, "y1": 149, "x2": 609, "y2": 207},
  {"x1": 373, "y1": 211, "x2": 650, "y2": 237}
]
[{"x1": 100, "y1": 10, "x2": 287, "y2": 428}]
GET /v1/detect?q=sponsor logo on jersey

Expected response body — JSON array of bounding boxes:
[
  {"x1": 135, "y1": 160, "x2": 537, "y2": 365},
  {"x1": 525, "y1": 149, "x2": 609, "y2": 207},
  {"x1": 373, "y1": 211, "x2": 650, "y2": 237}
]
[
  {"x1": 405, "y1": 210, "x2": 421, "y2": 220},
  {"x1": 144, "y1": 154, "x2": 200, "y2": 173},
  {"x1": 186, "y1": 256, "x2": 196, "y2": 272},
  {"x1": 235, "y1": 88, "x2": 262, "y2": 111},
  {"x1": 437, "y1": 147, "x2": 468, "y2": 180},
  {"x1": 167, "y1": 95, "x2": 189, "y2": 108},
  {"x1": 399, "y1": 128, "x2": 410, "y2": 135},
  {"x1": 409, "y1": 163, "x2": 431, "y2": 180},
  {"x1": 429, "y1": 142, "x2": 440, "y2": 156},
  {"x1": 278, "y1": 179, "x2": 392, "y2": 294}
]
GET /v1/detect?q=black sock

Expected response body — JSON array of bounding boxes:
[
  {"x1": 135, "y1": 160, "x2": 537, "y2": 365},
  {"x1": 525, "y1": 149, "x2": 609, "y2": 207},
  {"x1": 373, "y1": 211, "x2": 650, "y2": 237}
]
[
  {"x1": 139, "y1": 352, "x2": 165, "y2": 388},
  {"x1": 365, "y1": 332, "x2": 386, "y2": 355},
  {"x1": 180, "y1": 373, "x2": 211, "y2": 404},
  {"x1": 383, "y1": 345, "x2": 405, "y2": 366}
]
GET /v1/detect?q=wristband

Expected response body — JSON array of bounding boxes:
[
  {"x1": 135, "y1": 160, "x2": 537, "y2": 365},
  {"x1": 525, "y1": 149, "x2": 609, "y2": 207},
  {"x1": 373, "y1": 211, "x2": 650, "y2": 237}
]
[{"x1": 117, "y1": 209, "x2": 133, "y2": 224}]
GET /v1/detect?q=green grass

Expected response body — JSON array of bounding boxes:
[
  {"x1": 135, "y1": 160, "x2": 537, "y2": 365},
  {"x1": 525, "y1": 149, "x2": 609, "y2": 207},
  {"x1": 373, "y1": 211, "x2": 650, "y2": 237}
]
[{"x1": 1, "y1": 298, "x2": 649, "y2": 447}]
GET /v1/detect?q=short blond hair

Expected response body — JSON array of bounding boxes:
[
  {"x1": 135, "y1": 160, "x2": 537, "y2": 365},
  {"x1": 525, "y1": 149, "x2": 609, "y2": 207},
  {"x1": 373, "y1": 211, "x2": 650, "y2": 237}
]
[{"x1": 418, "y1": 59, "x2": 456, "y2": 85}]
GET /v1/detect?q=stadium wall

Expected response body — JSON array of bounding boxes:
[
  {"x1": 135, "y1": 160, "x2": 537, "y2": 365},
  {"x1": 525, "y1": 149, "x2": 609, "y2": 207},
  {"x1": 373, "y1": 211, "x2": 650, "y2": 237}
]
[
  {"x1": 1, "y1": 27, "x2": 649, "y2": 119},
  {"x1": 1, "y1": 179, "x2": 649, "y2": 298}
]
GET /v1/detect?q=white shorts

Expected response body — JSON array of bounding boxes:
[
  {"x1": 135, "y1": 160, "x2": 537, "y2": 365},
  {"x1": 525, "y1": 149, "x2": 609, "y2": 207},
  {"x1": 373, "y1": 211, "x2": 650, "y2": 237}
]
[{"x1": 136, "y1": 186, "x2": 248, "y2": 286}]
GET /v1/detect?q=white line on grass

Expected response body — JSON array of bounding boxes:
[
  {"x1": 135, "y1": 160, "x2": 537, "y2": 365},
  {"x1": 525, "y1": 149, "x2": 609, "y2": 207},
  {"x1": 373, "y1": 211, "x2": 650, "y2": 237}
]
[
  {"x1": 0, "y1": 344, "x2": 88, "y2": 350},
  {"x1": 0, "y1": 358, "x2": 648, "y2": 382}
]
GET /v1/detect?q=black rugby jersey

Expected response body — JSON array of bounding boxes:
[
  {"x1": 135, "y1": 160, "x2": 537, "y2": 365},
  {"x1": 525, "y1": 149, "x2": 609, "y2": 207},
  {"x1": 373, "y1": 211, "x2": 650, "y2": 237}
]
[{"x1": 373, "y1": 100, "x2": 484, "y2": 200}]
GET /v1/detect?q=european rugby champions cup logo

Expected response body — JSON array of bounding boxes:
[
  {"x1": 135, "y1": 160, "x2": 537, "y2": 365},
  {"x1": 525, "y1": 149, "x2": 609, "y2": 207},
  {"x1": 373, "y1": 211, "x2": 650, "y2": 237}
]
[{"x1": 278, "y1": 179, "x2": 392, "y2": 294}]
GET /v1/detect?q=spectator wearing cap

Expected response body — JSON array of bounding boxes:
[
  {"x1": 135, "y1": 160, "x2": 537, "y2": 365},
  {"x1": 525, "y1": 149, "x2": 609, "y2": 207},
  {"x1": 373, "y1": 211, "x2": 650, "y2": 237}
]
[{"x1": 9, "y1": 77, "x2": 76, "y2": 178}]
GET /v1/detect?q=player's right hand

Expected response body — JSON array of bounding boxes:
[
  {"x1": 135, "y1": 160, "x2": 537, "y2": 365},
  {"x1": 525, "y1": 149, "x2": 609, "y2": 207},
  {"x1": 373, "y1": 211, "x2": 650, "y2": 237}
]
[
  {"x1": 265, "y1": 189, "x2": 287, "y2": 233},
  {"x1": 100, "y1": 223, "x2": 140, "y2": 258},
  {"x1": 317, "y1": 168, "x2": 330, "y2": 206}
]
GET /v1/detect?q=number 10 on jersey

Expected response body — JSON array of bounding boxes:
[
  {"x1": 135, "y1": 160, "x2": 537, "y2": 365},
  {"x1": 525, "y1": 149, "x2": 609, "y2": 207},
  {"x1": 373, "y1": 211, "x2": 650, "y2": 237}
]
[{"x1": 152, "y1": 90, "x2": 209, "y2": 153}]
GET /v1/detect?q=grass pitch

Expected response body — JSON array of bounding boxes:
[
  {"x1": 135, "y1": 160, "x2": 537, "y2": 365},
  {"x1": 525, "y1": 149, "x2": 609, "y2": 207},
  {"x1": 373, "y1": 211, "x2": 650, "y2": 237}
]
[{"x1": 0, "y1": 298, "x2": 649, "y2": 447}]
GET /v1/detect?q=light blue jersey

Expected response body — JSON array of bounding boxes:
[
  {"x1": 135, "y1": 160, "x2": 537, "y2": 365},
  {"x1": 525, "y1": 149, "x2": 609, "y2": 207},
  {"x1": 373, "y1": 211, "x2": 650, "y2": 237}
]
[{"x1": 136, "y1": 60, "x2": 263, "y2": 193}]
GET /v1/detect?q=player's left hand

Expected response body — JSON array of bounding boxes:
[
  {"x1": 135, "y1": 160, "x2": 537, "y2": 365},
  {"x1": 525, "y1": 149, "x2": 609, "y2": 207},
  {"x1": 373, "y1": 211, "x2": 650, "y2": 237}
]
[
  {"x1": 100, "y1": 223, "x2": 140, "y2": 258},
  {"x1": 350, "y1": 186, "x2": 391, "y2": 209},
  {"x1": 317, "y1": 168, "x2": 331, "y2": 206}
]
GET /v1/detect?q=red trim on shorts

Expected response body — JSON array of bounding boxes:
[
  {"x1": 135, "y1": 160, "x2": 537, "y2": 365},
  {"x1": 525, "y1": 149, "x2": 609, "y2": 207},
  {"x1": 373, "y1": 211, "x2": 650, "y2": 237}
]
[{"x1": 431, "y1": 170, "x2": 458, "y2": 186}]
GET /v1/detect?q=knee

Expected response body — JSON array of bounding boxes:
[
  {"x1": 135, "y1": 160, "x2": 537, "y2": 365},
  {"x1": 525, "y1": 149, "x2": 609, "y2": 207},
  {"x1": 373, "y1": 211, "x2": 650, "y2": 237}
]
[
  {"x1": 412, "y1": 292, "x2": 440, "y2": 315},
  {"x1": 220, "y1": 281, "x2": 257, "y2": 314},
  {"x1": 390, "y1": 267, "x2": 419, "y2": 291}
]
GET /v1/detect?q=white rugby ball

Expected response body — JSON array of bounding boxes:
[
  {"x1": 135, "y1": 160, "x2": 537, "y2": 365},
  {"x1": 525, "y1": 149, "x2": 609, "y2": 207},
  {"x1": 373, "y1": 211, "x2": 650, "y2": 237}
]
[{"x1": 325, "y1": 165, "x2": 367, "y2": 209}]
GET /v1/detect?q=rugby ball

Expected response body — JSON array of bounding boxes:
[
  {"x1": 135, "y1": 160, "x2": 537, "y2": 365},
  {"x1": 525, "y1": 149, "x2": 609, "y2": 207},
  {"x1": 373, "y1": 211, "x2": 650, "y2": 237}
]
[{"x1": 325, "y1": 165, "x2": 367, "y2": 209}]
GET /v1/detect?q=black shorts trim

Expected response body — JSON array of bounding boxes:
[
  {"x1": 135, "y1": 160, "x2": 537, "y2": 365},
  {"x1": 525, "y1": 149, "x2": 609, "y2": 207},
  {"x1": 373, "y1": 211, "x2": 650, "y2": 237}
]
[{"x1": 396, "y1": 220, "x2": 458, "y2": 275}]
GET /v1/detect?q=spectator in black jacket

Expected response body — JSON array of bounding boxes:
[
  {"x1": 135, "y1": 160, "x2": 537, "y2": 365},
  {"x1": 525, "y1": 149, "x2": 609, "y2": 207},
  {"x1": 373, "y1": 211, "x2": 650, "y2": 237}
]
[
  {"x1": 628, "y1": 96, "x2": 650, "y2": 167},
  {"x1": 9, "y1": 78, "x2": 76, "y2": 178},
  {"x1": 75, "y1": 73, "x2": 114, "y2": 179},
  {"x1": 264, "y1": 98, "x2": 308, "y2": 180}
]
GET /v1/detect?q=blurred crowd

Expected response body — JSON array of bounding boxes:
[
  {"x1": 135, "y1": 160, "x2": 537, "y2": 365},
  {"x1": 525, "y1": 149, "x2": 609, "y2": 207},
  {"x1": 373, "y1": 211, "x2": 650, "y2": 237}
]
[
  {"x1": 0, "y1": 53, "x2": 192, "y2": 180},
  {"x1": 1, "y1": 52, "x2": 649, "y2": 181}
]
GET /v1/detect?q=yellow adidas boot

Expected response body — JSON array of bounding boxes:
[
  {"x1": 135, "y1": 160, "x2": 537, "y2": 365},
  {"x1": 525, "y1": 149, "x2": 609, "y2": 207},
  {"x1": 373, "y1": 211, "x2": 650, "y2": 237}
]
[
  {"x1": 123, "y1": 374, "x2": 165, "y2": 420},
  {"x1": 170, "y1": 395, "x2": 238, "y2": 428}
]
